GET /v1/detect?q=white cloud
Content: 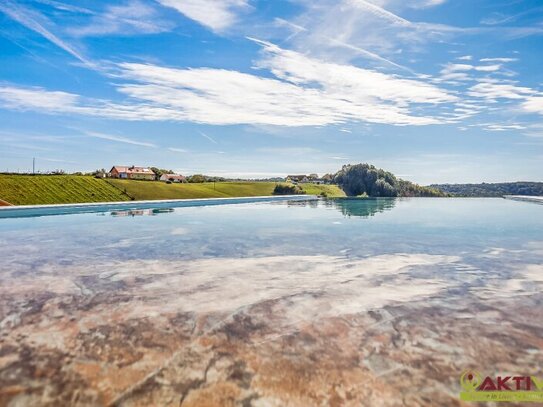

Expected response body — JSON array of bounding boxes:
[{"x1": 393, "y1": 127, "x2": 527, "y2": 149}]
[
  {"x1": 457, "y1": 55, "x2": 472, "y2": 61},
  {"x1": 156, "y1": 0, "x2": 248, "y2": 32},
  {"x1": 522, "y1": 97, "x2": 543, "y2": 115},
  {"x1": 482, "y1": 123, "x2": 527, "y2": 132},
  {"x1": 0, "y1": 0, "x2": 89, "y2": 64},
  {"x1": 85, "y1": 131, "x2": 157, "y2": 148},
  {"x1": 68, "y1": 1, "x2": 173, "y2": 37},
  {"x1": 443, "y1": 63, "x2": 502, "y2": 73},
  {"x1": 279, "y1": 0, "x2": 476, "y2": 65},
  {"x1": 406, "y1": 0, "x2": 447, "y2": 8},
  {"x1": 34, "y1": 0, "x2": 94, "y2": 14},
  {"x1": 480, "y1": 57, "x2": 517, "y2": 63},
  {"x1": 168, "y1": 147, "x2": 188, "y2": 153},
  {"x1": 0, "y1": 41, "x2": 458, "y2": 127},
  {"x1": 0, "y1": 86, "x2": 80, "y2": 109},
  {"x1": 273, "y1": 18, "x2": 409, "y2": 71},
  {"x1": 252, "y1": 39, "x2": 455, "y2": 107},
  {"x1": 475, "y1": 64, "x2": 501, "y2": 72},
  {"x1": 468, "y1": 82, "x2": 537, "y2": 101},
  {"x1": 346, "y1": 0, "x2": 412, "y2": 27},
  {"x1": 199, "y1": 131, "x2": 218, "y2": 144},
  {"x1": 438, "y1": 62, "x2": 507, "y2": 84}
]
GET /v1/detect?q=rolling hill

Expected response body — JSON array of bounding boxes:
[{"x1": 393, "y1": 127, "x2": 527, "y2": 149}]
[
  {"x1": 0, "y1": 175, "x2": 345, "y2": 205},
  {"x1": 0, "y1": 175, "x2": 130, "y2": 205}
]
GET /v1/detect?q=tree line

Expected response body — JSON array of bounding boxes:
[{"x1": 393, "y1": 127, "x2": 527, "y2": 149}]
[{"x1": 333, "y1": 163, "x2": 446, "y2": 197}]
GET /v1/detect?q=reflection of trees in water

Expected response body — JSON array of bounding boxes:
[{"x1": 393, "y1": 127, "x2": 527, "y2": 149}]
[{"x1": 325, "y1": 198, "x2": 397, "y2": 218}]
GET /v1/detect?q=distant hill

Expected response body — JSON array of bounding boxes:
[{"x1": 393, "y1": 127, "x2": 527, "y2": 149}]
[
  {"x1": 429, "y1": 182, "x2": 543, "y2": 197},
  {"x1": 333, "y1": 164, "x2": 446, "y2": 197}
]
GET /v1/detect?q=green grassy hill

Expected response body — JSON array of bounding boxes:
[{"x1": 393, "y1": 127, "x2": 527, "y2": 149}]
[
  {"x1": 0, "y1": 175, "x2": 130, "y2": 205},
  {"x1": 298, "y1": 183, "x2": 346, "y2": 197},
  {"x1": 0, "y1": 175, "x2": 345, "y2": 205},
  {"x1": 107, "y1": 180, "x2": 345, "y2": 200}
]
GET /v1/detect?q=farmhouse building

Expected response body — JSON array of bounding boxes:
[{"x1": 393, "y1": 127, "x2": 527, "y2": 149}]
[
  {"x1": 109, "y1": 166, "x2": 155, "y2": 180},
  {"x1": 286, "y1": 175, "x2": 309, "y2": 183},
  {"x1": 159, "y1": 174, "x2": 186, "y2": 183}
]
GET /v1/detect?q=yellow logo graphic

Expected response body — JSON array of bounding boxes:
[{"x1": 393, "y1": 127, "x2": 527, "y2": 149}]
[{"x1": 461, "y1": 371, "x2": 482, "y2": 393}]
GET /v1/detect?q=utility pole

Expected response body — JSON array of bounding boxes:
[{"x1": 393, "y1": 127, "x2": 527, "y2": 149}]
[{"x1": 33, "y1": 157, "x2": 35, "y2": 175}]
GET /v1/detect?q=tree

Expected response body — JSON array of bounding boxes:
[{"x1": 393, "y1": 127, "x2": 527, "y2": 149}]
[
  {"x1": 333, "y1": 163, "x2": 445, "y2": 197},
  {"x1": 187, "y1": 174, "x2": 206, "y2": 183},
  {"x1": 273, "y1": 184, "x2": 305, "y2": 195},
  {"x1": 150, "y1": 167, "x2": 173, "y2": 178}
]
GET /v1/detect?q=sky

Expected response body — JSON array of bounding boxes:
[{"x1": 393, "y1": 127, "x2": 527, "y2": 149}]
[{"x1": 0, "y1": 0, "x2": 542, "y2": 184}]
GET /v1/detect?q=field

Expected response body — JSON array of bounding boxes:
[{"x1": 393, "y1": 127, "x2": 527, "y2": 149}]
[
  {"x1": 0, "y1": 175, "x2": 345, "y2": 205},
  {"x1": 297, "y1": 183, "x2": 346, "y2": 197},
  {"x1": 107, "y1": 179, "x2": 345, "y2": 200},
  {"x1": 0, "y1": 175, "x2": 130, "y2": 205}
]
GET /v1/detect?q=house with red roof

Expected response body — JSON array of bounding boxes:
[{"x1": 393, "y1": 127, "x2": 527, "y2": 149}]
[{"x1": 109, "y1": 166, "x2": 156, "y2": 181}]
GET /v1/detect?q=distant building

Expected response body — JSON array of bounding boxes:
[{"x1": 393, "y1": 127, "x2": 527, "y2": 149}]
[
  {"x1": 109, "y1": 166, "x2": 155, "y2": 180},
  {"x1": 286, "y1": 175, "x2": 309, "y2": 184},
  {"x1": 287, "y1": 174, "x2": 327, "y2": 184},
  {"x1": 321, "y1": 174, "x2": 333, "y2": 184},
  {"x1": 160, "y1": 173, "x2": 186, "y2": 183}
]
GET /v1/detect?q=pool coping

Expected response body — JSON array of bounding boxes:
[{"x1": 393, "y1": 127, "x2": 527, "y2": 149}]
[{"x1": 0, "y1": 195, "x2": 319, "y2": 218}]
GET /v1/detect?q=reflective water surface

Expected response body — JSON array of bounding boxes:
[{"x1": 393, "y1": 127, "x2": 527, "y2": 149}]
[{"x1": 0, "y1": 198, "x2": 542, "y2": 406}]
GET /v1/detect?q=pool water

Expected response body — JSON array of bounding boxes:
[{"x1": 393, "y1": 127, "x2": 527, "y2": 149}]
[{"x1": 0, "y1": 198, "x2": 542, "y2": 406}]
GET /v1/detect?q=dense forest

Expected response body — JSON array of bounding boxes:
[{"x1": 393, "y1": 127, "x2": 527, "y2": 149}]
[
  {"x1": 333, "y1": 164, "x2": 446, "y2": 197},
  {"x1": 429, "y1": 182, "x2": 543, "y2": 197}
]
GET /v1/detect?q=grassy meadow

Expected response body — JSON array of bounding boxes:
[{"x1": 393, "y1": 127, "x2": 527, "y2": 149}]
[
  {"x1": 107, "y1": 179, "x2": 345, "y2": 200},
  {"x1": 0, "y1": 175, "x2": 130, "y2": 205},
  {"x1": 0, "y1": 175, "x2": 345, "y2": 205}
]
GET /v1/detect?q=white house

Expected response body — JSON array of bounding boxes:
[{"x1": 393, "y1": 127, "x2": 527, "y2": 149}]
[{"x1": 160, "y1": 173, "x2": 186, "y2": 183}]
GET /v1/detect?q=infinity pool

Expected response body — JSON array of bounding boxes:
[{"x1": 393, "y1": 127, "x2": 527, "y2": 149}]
[{"x1": 1, "y1": 198, "x2": 542, "y2": 406}]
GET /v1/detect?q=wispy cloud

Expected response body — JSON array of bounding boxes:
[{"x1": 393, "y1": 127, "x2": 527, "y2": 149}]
[
  {"x1": 67, "y1": 1, "x2": 173, "y2": 37},
  {"x1": 347, "y1": 0, "x2": 412, "y2": 28},
  {"x1": 85, "y1": 131, "x2": 157, "y2": 148},
  {"x1": 168, "y1": 147, "x2": 188, "y2": 153},
  {"x1": 156, "y1": 0, "x2": 249, "y2": 32},
  {"x1": 467, "y1": 81, "x2": 537, "y2": 101},
  {"x1": 269, "y1": 22, "x2": 409, "y2": 71},
  {"x1": 37, "y1": 156, "x2": 77, "y2": 164},
  {"x1": 480, "y1": 123, "x2": 527, "y2": 131},
  {"x1": 0, "y1": 0, "x2": 89, "y2": 65},
  {"x1": 480, "y1": 57, "x2": 517, "y2": 63},
  {"x1": 522, "y1": 97, "x2": 543, "y2": 116},
  {"x1": 199, "y1": 131, "x2": 218, "y2": 144},
  {"x1": 277, "y1": 0, "x2": 469, "y2": 63},
  {"x1": 480, "y1": 7, "x2": 543, "y2": 26},
  {"x1": 34, "y1": 0, "x2": 94, "y2": 14},
  {"x1": 439, "y1": 62, "x2": 503, "y2": 82},
  {"x1": 257, "y1": 147, "x2": 319, "y2": 155},
  {"x1": 0, "y1": 39, "x2": 459, "y2": 127}
]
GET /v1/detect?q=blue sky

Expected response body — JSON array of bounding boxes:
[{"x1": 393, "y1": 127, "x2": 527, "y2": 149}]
[{"x1": 0, "y1": 0, "x2": 542, "y2": 183}]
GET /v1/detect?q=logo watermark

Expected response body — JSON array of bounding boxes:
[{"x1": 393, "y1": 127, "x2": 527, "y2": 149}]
[{"x1": 460, "y1": 371, "x2": 543, "y2": 402}]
